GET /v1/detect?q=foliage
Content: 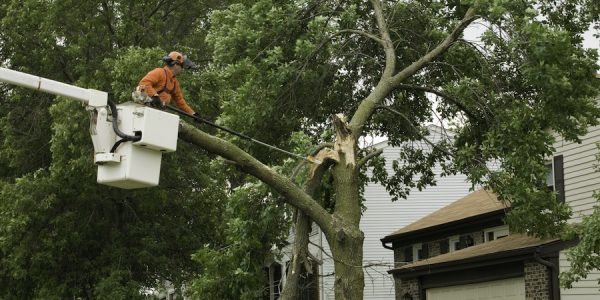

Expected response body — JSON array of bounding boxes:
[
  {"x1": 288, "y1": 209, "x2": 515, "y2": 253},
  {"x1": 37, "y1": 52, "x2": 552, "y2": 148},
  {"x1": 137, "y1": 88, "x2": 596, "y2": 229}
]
[
  {"x1": 187, "y1": 131, "x2": 317, "y2": 299},
  {"x1": 1, "y1": 0, "x2": 599, "y2": 298},
  {"x1": 189, "y1": 181, "x2": 290, "y2": 299},
  {"x1": 0, "y1": 0, "x2": 233, "y2": 298},
  {"x1": 205, "y1": 0, "x2": 600, "y2": 238}
]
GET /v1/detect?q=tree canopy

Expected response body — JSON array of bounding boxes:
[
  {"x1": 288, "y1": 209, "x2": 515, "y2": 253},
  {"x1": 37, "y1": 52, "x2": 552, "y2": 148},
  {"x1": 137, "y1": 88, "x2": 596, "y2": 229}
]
[{"x1": 1, "y1": 0, "x2": 599, "y2": 299}]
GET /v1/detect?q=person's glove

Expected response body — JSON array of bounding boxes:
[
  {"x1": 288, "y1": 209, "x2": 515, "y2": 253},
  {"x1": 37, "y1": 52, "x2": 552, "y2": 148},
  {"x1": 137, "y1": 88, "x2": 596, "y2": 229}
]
[
  {"x1": 193, "y1": 112, "x2": 202, "y2": 124},
  {"x1": 150, "y1": 96, "x2": 164, "y2": 109}
]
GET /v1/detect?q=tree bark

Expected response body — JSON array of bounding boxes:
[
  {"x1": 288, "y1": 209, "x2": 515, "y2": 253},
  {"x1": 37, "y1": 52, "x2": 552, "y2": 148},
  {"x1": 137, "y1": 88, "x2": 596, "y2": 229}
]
[
  {"x1": 279, "y1": 210, "x2": 311, "y2": 300},
  {"x1": 329, "y1": 114, "x2": 365, "y2": 300},
  {"x1": 281, "y1": 147, "x2": 336, "y2": 300}
]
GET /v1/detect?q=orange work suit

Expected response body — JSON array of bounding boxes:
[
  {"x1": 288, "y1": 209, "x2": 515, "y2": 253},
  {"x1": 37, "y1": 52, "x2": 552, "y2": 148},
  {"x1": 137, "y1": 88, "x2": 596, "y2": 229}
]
[{"x1": 138, "y1": 66, "x2": 195, "y2": 114}]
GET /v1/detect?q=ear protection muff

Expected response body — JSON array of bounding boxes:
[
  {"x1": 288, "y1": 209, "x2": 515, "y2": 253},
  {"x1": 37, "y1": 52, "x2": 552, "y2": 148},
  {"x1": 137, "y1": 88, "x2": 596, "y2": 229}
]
[{"x1": 163, "y1": 51, "x2": 185, "y2": 66}]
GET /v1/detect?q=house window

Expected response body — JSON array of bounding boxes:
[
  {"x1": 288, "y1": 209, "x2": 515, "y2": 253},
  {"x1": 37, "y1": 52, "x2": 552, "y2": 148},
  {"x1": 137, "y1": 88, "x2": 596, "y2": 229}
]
[
  {"x1": 403, "y1": 246, "x2": 413, "y2": 262},
  {"x1": 458, "y1": 235, "x2": 474, "y2": 250},
  {"x1": 439, "y1": 239, "x2": 449, "y2": 254},
  {"x1": 412, "y1": 243, "x2": 422, "y2": 262},
  {"x1": 545, "y1": 162, "x2": 555, "y2": 191},
  {"x1": 484, "y1": 225, "x2": 509, "y2": 242},
  {"x1": 449, "y1": 235, "x2": 460, "y2": 252},
  {"x1": 263, "y1": 262, "x2": 283, "y2": 300},
  {"x1": 419, "y1": 243, "x2": 429, "y2": 259},
  {"x1": 546, "y1": 155, "x2": 565, "y2": 203},
  {"x1": 298, "y1": 259, "x2": 320, "y2": 300}
]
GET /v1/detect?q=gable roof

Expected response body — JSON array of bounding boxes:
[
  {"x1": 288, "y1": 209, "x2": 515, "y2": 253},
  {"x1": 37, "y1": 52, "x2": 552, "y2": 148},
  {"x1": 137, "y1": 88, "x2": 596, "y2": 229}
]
[
  {"x1": 389, "y1": 234, "x2": 561, "y2": 275},
  {"x1": 383, "y1": 189, "x2": 507, "y2": 242}
]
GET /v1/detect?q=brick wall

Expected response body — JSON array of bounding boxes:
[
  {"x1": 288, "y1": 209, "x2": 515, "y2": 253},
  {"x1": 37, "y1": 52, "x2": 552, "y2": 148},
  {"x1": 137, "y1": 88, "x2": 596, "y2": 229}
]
[
  {"x1": 394, "y1": 277, "x2": 420, "y2": 300},
  {"x1": 524, "y1": 261, "x2": 551, "y2": 300},
  {"x1": 394, "y1": 246, "x2": 412, "y2": 267}
]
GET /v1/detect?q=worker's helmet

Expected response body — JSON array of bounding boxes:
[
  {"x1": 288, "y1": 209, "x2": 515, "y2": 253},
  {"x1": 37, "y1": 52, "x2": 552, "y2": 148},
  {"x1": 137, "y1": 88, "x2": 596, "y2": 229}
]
[{"x1": 163, "y1": 51, "x2": 196, "y2": 69}]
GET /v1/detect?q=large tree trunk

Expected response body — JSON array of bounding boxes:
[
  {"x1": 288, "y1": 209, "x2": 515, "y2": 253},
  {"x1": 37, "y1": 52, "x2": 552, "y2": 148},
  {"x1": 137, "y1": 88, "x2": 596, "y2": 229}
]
[
  {"x1": 328, "y1": 227, "x2": 365, "y2": 300},
  {"x1": 329, "y1": 114, "x2": 365, "y2": 299}
]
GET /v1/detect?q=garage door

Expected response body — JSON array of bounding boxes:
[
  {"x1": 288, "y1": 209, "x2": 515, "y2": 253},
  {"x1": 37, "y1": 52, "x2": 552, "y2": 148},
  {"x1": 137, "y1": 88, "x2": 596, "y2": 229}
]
[{"x1": 426, "y1": 277, "x2": 525, "y2": 300}]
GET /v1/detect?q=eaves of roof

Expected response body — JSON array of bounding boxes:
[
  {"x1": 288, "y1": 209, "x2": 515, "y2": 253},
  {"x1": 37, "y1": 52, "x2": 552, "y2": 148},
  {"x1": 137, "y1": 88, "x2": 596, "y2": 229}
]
[
  {"x1": 381, "y1": 208, "x2": 507, "y2": 245},
  {"x1": 388, "y1": 234, "x2": 573, "y2": 278}
]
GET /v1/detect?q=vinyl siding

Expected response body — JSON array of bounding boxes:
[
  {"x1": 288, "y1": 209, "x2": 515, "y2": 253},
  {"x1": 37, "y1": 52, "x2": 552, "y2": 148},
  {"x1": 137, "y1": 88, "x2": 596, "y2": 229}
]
[
  {"x1": 553, "y1": 124, "x2": 600, "y2": 218},
  {"x1": 320, "y1": 126, "x2": 473, "y2": 299},
  {"x1": 560, "y1": 251, "x2": 600, "y2": 300},
  {"x1": 555, "y1": 123, "x2": 600, "y2": 297}
]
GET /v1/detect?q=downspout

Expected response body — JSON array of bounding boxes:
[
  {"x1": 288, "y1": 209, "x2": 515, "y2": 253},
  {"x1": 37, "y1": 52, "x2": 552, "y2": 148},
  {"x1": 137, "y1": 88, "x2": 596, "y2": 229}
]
[{"x1": 534, "y1": 251, "x2": 560, "y2": 300}]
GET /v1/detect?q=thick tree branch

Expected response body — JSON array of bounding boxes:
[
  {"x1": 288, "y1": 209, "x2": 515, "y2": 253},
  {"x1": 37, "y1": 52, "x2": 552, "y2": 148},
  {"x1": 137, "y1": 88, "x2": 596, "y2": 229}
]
[
  {"x1": 178, "y1": 123, "x2": 332, "y2": 230},
  {"x1": 370, "y1": 0, "x2": 396, "y2": 79},
  {"x1": 357, "y1": 148, "x2": 384, "y2": 169},
  {"x1": 349, "y1": 7, "x2": 478, "y2": 139},
  {"x1": 281, "y1": 148, "x2": 335, "y2": 300},
  {"x1": 389, "y1": 7, "x2": 478, "y2": 87}
]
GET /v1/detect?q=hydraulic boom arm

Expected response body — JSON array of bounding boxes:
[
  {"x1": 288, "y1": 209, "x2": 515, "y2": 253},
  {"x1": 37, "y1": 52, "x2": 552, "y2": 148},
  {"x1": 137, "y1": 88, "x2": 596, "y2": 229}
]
[{"x1": 0, "y1": 67, "x2": 107, "y2": 107}]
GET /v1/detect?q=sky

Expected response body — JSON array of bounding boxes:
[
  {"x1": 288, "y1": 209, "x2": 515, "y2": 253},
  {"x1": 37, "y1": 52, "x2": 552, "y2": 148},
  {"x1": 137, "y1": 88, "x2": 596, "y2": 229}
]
[{"x1": 583, "y1": 25, "x2": 600, "y2": 56}]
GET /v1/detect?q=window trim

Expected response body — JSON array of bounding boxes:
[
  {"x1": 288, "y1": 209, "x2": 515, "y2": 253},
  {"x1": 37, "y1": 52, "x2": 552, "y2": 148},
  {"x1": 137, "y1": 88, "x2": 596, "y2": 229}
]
[
  {"x1": 484, "y1": 225, "x2": 509, "y2": 242},
  {"x1": 546, "y1": 155, "x2": 565, "y2": 203},
  {"x1": 413, "y1": 243, "x2": 422, "y2": 262},
  {"x1": 449, "y1": 235, "x2": 459, "y2": 252}
]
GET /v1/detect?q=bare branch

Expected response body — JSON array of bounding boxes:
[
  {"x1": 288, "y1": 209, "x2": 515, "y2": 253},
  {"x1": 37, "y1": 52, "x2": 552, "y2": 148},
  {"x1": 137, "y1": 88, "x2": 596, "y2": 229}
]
[
  {"x1": 376, "y1": 105, "x2": 454, "y2": 158},
  {"x1": 337, "y1": 29, "x2": 385, "y2": 47},
  {"x1": 389, "y1": 7, "x2": 479, "y2": 87},
  {"x1": 376, "y1": 105, "x2": 496, "y2": 178},
  {"x1": 357, "y1": 148, "x2": 384, "y2": 169},
  {"x1": 395, "y1": 83, "x2": 480, "y2": 121},
  {"x1": 370, "y1": 0, "x2": 396, "y2": 78}
]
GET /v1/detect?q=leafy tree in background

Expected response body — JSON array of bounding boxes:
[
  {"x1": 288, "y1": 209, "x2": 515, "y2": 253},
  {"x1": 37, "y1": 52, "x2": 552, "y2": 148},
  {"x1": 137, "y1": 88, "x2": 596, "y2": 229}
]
[
  {"x1": 0, "y1": 1, "x2": 235, "y2": 299},
  {"x1": 1, "y1": 0, "x2": 600, "y2": 299}
]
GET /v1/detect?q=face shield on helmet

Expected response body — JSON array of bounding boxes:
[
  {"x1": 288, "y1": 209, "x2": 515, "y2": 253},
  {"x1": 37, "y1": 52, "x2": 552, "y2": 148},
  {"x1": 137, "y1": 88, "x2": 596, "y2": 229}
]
[{"x1": 163, "y1": 51, "x2": 196, "y2": 70}]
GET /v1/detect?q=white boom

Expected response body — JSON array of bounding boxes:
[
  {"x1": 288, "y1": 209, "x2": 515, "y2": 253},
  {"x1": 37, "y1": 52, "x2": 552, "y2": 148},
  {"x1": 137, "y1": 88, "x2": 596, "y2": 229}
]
[
  {"x1": 0, "y1": 67, "x2": 107, "y2": 107},
  {"x1": 0, "y1": 66, "x2": 179, "y2": 189}
]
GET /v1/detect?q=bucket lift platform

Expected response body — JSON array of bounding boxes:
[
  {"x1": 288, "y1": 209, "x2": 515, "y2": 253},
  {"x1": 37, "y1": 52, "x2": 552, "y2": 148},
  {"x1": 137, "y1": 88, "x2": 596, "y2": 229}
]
[
  {"x1": 0, "y1": 67, "x2": 179, "y2": 189},
  {"x1": 93, "y1": 102, "x2": 179, "y2": 189}
]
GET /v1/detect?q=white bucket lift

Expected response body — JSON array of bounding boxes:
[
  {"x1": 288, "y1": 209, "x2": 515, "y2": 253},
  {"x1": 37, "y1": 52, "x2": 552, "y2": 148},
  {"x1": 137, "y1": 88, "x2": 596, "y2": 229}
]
[
  {"x1": 93, "y1": 102, "x2": 179, "y2": 189},
  {"x1": 0, "y1": 67, "x2": 178, "y2": 189}
]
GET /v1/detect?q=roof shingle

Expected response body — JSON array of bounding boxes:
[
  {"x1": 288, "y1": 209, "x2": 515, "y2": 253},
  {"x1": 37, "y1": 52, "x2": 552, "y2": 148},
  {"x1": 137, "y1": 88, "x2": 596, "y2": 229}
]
[{"x1": 385, "y1": 189, "x2": 507, "y2": 238}]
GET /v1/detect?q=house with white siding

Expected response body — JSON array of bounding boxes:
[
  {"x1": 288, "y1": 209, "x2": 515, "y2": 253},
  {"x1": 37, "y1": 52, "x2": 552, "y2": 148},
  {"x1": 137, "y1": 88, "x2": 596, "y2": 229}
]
[
  {"x1": 554, "y1": 123, "x2": 600, "y2": 300},
  {"x1": 383, "y1": 102, "x2": 600, "y2": 299}
]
